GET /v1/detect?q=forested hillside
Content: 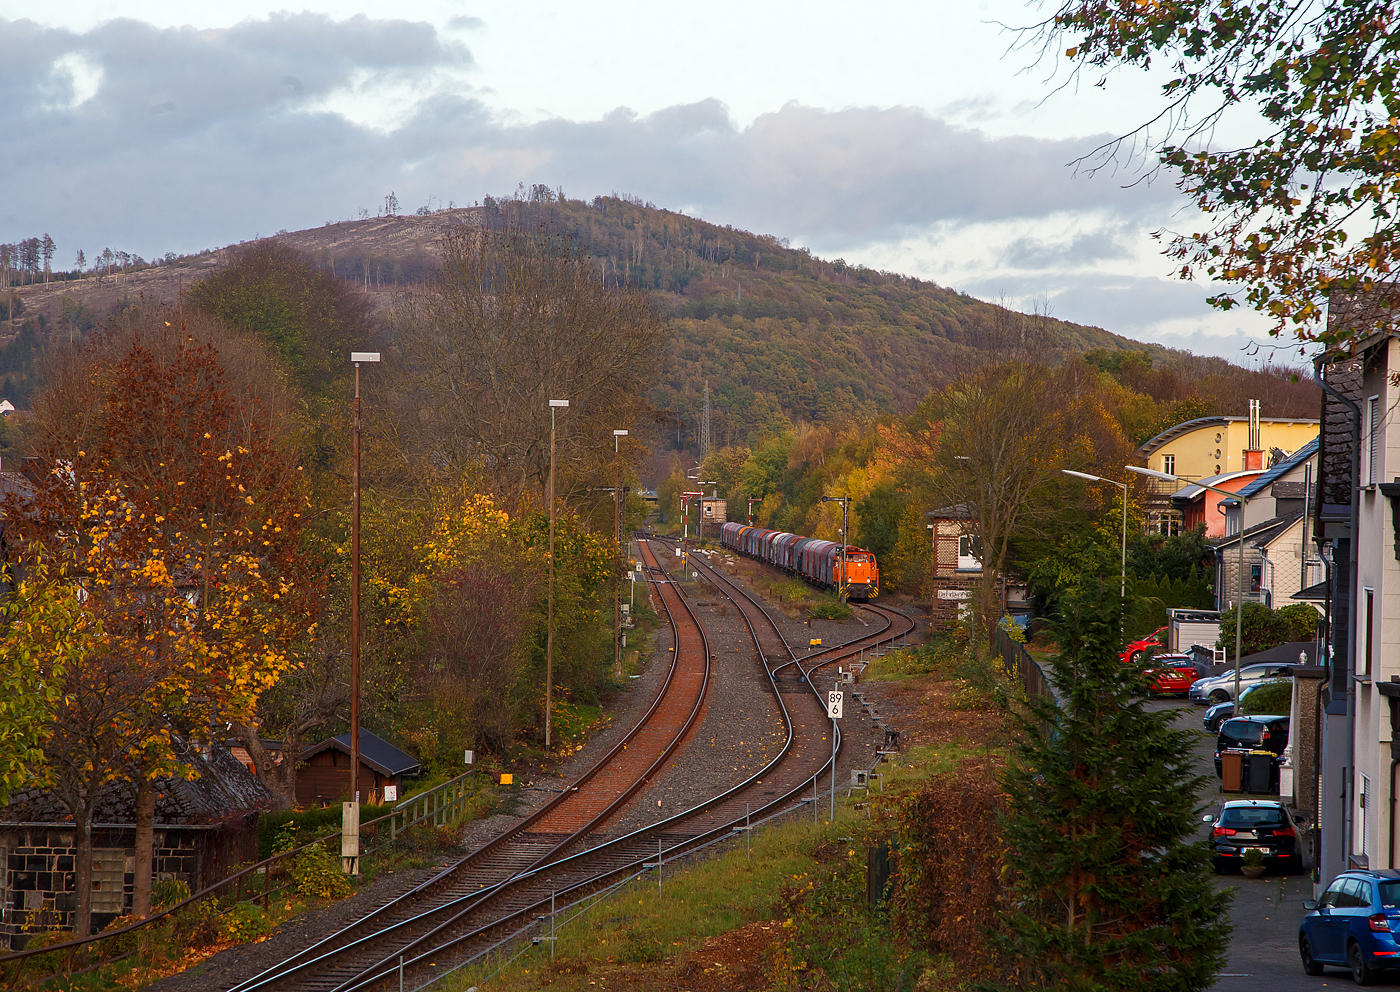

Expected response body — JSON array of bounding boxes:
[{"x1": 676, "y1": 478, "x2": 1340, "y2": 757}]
[{"x1": 2, "y1": 189, "x2": 1317, "y2": 458}]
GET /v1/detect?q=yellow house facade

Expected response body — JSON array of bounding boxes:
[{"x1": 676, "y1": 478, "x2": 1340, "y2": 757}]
[{"x1": 1139, "y1": 416, "x2": 1319, "y2": 481}]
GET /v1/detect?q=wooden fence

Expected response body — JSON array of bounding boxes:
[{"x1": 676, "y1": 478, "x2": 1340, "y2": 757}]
[{"x1": 993, "y1": 625, "x2": 1055, "y2": 707}]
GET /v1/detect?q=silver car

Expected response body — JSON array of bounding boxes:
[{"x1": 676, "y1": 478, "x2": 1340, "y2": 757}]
[{"x1": 1189, "y1": 662, "x2": 1294, "y2": 704}]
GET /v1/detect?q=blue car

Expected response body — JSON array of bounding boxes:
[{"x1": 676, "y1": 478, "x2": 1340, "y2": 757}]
[{"x1": 1300, "y1": 870, "x2": 1400, "y2": 983}]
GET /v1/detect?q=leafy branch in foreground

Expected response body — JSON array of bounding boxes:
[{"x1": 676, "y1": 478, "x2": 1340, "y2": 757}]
[{"x1": 1045, "y1": 0, "x2": 1400, "y2": 346}]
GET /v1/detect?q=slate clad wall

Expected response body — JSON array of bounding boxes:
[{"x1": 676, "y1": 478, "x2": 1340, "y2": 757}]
[
  {"x1": 1319, "y1": 357, "x2": 1362, "y2": 517},
  {"x1": 0, "y1": 821, "x2": 257, "y2": 948}
]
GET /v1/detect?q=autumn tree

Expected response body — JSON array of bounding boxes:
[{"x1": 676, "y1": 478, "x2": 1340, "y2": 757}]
[
  {"x1": 387, "y1": 225, "x2": 664, "y2": 499},
  {"x1": 1042, "y1": 0, "x2": 1400, "y2": 347},
  {"x1": 15, "y1": 310, "x2": 311, "y2": 928},
  {"x1": 0, "y1": 560, "x2": 92, "y2": 805}
]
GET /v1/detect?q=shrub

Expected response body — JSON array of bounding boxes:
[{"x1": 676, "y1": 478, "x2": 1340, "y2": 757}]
[
  {"x1": 892, "y1": 769, "x2": 1007, "y2": 982},
  {"x1": 219, "y1": 902, "x2": 272, "y2": 943},
  {"x1": 170, "y1": 897, "x2": 220, "y2": 947},
  {"x1": 290, "y1": 843, "x2": 355, "y2": 900},
  {"x1": 1240, "y1": 679, "x2": 1292, "y2": 716},
  {"x1": 259, "y1": 804, "x2": 391, "y2": 860},
  {"x1": 153, "y1": 878, "x2": 191, "y2": 911},
  {"x1": 810, "y1": 601, "x2": 854, "y2": 621}
]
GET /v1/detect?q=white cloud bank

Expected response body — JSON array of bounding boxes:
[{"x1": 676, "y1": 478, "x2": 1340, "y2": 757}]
[{"x1": 0, "y1": 13, "x2": 1281, "y2": 360}]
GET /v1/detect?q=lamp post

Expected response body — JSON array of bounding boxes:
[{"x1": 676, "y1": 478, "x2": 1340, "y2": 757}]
[
  {"x1": 1128, "y1": 464, "x2": 1250, "y2": 704},
  {"x1": 547, "y1": 399, "x2": 569, "y2": 750},
  {"x1": 821, "y1": 495, "x2": 851, "y2": 602},
  {"x1": 613, "y1": 430, "x2": 628, "y2": 675},
  {"x1": 346, "y1": 350, "x2": 379, "y2": 875},
  {"x1": 1062, "y1": 470, "x2": 1128, "y2": 601}
]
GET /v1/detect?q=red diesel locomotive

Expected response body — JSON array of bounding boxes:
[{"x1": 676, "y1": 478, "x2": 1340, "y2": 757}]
[{"x1": 720, "y1": 522, "x2": 880, "y2": 600}]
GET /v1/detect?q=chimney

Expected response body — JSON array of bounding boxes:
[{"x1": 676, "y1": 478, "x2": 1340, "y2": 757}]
[{"x1": 1243, "y1": 399, "x2": 1263, "y2": 470}]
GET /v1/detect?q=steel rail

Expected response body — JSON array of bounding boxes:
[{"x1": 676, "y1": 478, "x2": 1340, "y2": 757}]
[{"x1": 229, "y1": 540, "x2": 711, "y2": 992}]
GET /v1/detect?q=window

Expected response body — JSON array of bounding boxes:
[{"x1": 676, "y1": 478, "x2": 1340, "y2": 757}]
[
  {"x1": 1342, "y1": 877, "x2": 1371, "y2": 908},
  {"x1": 957, "y1": 534, "x2": 983, "y2": 571},
  {"x1": 1249, "y1": 564, "x2": 1262, "y2": 593},
  {"x1": 1364, "y1": 588, "x2": 1375, "y2": 678},
  {"x1": 1162, "y1": 454, "x2": 1175, "y2": 475},
  {"x1": 90, "y1": 849, "x2": 127, "y2": 915},
  {"x1": 1320, "y1": 878, "x2": 1347, "y2": 908},
  {"x1": 1365, "y1": 395, "x2": 1381, "y2": 485},
  {"x1": 1362, "y1": 774, "x2": 1372, "y2": 858}
]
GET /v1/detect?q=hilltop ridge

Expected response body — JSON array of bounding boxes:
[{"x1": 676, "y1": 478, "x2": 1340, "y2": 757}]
[{"x1": 1, "y1": 193, "x2": 1316, "y2": 444}]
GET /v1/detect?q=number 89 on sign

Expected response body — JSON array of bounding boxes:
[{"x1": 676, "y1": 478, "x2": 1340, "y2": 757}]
[{"x1": 827, "y1": 690, "x2": 843, "y2": 720}]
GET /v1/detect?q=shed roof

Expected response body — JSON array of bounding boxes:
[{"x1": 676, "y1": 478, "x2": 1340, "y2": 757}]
[
  {"x1": 1168, "y1": 470, "x2": 1262, "y2": 503},
  {"x1": 0, "y1": 742, "x2": 272, "y2": 826},
  {"x1": 300, "y1": 729, "x2": 420, "y2": 778}
]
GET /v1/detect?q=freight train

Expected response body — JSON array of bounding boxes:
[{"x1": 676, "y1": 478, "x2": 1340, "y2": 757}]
[{"x1": 720, "y1": 522, "x2": 880, "y2": 600}]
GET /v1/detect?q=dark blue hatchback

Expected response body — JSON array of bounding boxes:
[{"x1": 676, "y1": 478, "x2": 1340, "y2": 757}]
[{"x1": 1300, "y1": 870, "x2": 1400, "y2": 983}]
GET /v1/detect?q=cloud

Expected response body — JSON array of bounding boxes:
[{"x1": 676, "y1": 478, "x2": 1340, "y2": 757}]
[{"x1": 0, "y1": 13, "x2": 1177, "y2": 263}]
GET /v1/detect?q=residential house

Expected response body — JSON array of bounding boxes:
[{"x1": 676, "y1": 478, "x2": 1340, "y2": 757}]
[
  {"x1": 1321, "y1": 328, "x2": 1400, "y2": 877},
  {"x1": 1208, "y1": 437, "x2": 1324, "y2": 611},
  {"x1": 1168, "y1": 470, "x2": 1263, "y2": 538},
  {"x1": 1138, "y1": 409, "x2": 1319, "y2": 533}
]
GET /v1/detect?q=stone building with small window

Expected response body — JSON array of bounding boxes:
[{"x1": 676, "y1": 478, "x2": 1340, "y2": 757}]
[{"x1": 0, "y1": 744, "x2": 270, "y2": 946}]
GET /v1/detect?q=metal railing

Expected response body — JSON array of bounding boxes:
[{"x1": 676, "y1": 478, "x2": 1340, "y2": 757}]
[{"x1": 0, "y1": 769, "x2": 481, "y2": 986}]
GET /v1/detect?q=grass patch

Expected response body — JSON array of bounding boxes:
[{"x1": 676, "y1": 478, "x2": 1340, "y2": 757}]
[
  {"x1": 440, "y1": 742, "x2": 1002, "y2": 992},
  {"x1": 809, "y1": 600, "x2": 855, "y2": 621},
  {"x1": 863, "y1": 636, "x2": 1016, "y2": 711}
]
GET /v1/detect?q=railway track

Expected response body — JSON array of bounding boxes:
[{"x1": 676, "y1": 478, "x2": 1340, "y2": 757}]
[
  {"x1": 228, "y1": 540, "x2": 711, "y2": 992},
  {"x1": 234, "y1": 539, "x2": 909, "y2": 992},
  {"x1": 674, "y1": 542, "x2": 916, "y2": 745}
]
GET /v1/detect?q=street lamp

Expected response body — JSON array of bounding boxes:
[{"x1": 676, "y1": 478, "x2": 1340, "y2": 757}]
[
  {"x1": 346, "y1": 350, "x2": 379, "y2": 876},
  {"x1": 613, "y1": 430, "x2": 628, "y2": 675},
  {"x1": 1062, "y1": 470, "x2": 1128, "y2": 600},
  {"x1": 546, "y1": 399, "x2": 569, "y2": 750},
  {"x1": 1128, "y1": 464, "x2": 1251, "y2": 705},
  {"x1": 821, "y1": 495, "x2": 851, "y2": 603}
]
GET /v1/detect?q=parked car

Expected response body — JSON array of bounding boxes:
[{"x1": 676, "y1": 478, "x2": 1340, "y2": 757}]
[
  {"x1": 1214, "y1": 714, "x2": 1289, "y2": 776},
  {"x1": 1203, "y1": 799, "x2": 1307, "y2": 874},
  {"x1": 1144, "y1": 664, "x2": 1201, "y2": 697},
  {"x1": 1203, "y1": 699, "x2": 1235, "y2": 732},
  {"x1": 1189, "y1": 662, "x2": 1295, "y2": 704},
  {"x1": 1119, "y1": 626, "x2": 1168, "y2": 664},
  {"x1": 1300, "y1": 869, "x2": 1400, "y2": 983},
  {"x1": 1153, "y1": 652, "x2": 1213, "y2": 678}
]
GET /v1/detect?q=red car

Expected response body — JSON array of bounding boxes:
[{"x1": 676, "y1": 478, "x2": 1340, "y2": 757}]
[
  {"x1": 1145, "y1": 664, "x2": 1202, "y2": 697},
  {"x1": 1120, "y1": 626, "x2": 1169, "y2": 664}
]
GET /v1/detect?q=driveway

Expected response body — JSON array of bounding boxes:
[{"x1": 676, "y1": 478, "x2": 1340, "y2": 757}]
[{"x1": 1145, "y1": 698, "x2": 1396, "y2": 989}]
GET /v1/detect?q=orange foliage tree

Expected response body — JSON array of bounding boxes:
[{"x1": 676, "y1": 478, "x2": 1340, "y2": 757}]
[{"x1": 13, "y1": 313, "x2": 310, "y2": 933}]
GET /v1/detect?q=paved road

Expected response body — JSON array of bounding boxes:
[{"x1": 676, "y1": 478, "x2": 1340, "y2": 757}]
[{"x1": 1146, "y1": 699, "x2": 1400, "y2": 989}]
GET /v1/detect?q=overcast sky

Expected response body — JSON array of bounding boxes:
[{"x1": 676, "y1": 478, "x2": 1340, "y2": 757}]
[{"x1": 0, "y1": 1, "x2": 1301, "y2": 364}]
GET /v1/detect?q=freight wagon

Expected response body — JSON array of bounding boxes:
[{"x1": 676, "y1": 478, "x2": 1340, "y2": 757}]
[{"x1": 720, "y1": 522, "x2": 879, "y2": 600}]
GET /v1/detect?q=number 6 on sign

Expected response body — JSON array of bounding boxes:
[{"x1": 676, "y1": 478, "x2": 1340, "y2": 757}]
[{"x1": 827, "y1": 690, "x2": 844, "y2": 720}]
